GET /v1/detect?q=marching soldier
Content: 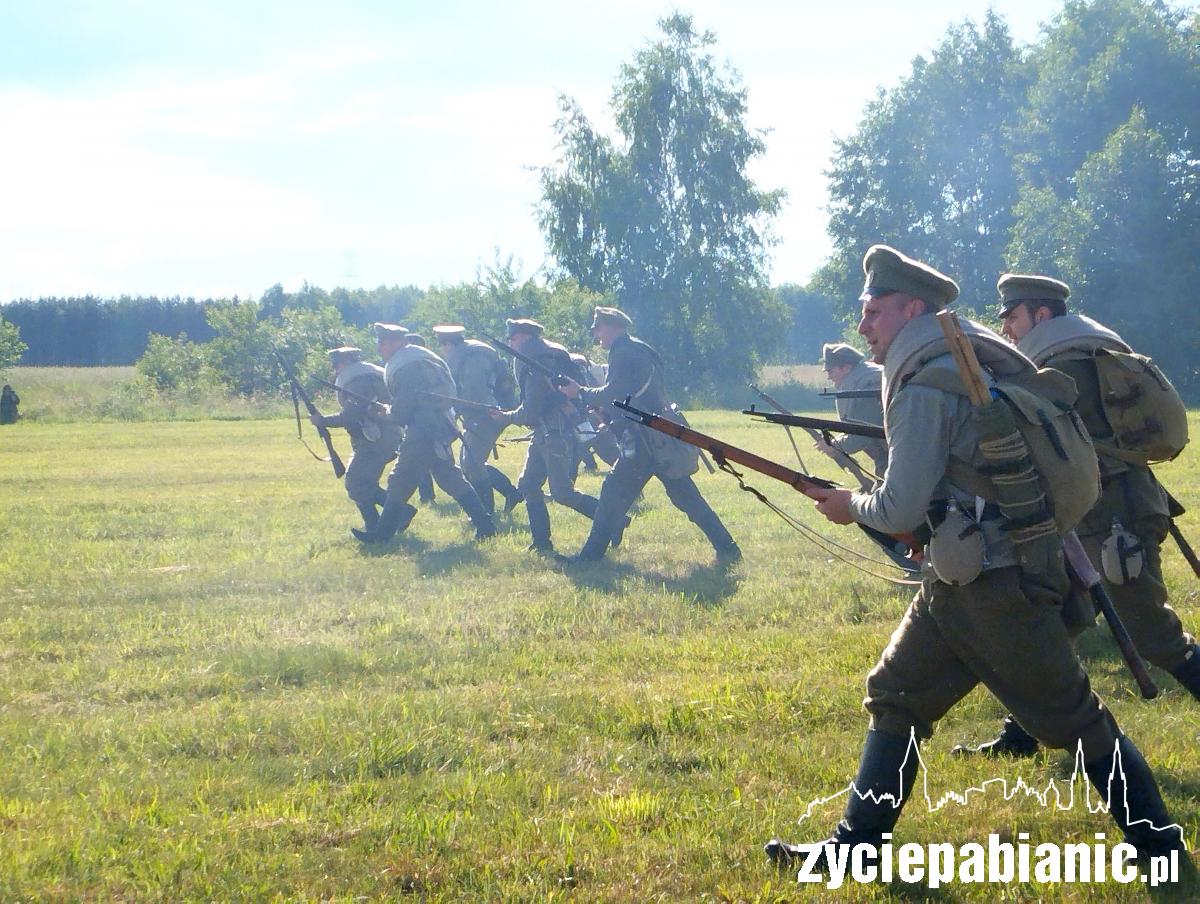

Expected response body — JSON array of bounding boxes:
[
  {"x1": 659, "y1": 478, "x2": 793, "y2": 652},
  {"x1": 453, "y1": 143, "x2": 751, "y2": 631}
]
[
  {"x1": 817, "y1": 343, "x2": 888, "y2": 477},
  {"x1": 309, "y1": 346, "x2": 401, "y2": 532},
  {"x1": 489, "y1": 318, "x2": 599, "y2": 555},
  {"x1": 352, "y1": 323, "x2": 494, "y2": 544},
  {"x1": 954, "y1": 274, "x2": 1200, "y2": 757},
  {"x1": 433, "y1": 325, "x2": 523, "y2": 516},
  {"x1": 561, "y1": 307, "x2": 740, "y2": 564},
  {"x1": 402, "y1": 334, "x2": 437, "y2": 504},
  {"x1": 765, "y1": 246, "x2": 1184, "y2": 870}
]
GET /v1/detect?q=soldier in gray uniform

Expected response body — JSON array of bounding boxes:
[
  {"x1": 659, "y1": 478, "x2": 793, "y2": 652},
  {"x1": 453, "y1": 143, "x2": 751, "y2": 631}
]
[
  {"x1": 489, "y1": 318, "x2": 599, "y2": 554},
  {"x1": 817, "y1": 343, "x2": 888, "y2": 477},
  {"x1": 955, "y1": 274, "x2": 1200, "y2": 758},
  {"x1": 570, "y1": 351, "x2": 620, "y2": 472},
  {"x1": 400, "y1": 334, "x2": 438, "y2": 506},
  {"x1": 433, "y1": 325, "x2": 523, "y2": 516},
  {"x1": 352, "y1": 323, "x2": 494, "y2": 544},
  {"x1": 309, "y1": 346, "x2": 401, "y2": 532},
  {"x1": 765, "y1": 246, "x2": 1184, "y2": 869},
  {"x1": 561, "y1": 307, "x2": 740, "y2": 564}
]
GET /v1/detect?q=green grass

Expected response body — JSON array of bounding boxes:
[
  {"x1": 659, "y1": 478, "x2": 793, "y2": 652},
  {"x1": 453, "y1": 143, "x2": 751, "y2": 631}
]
[
  {"x1": 4, "y1": 366, "x2": 291, "y2": 422},
  {"x1": 0, "y1": 412, "x2": 1197, "y2": 901}
]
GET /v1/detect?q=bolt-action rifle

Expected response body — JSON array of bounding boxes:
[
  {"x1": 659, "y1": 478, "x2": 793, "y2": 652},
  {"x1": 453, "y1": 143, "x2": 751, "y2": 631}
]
[
  {"x1": 1164, "y1": 489, "x2": 1200, "y2": 579},
  {"x1": 481, "y1": 333, "x2": 573, "y2": 387},
  {"x1": 746, "y1": 386, "x2": 876, "y2": 491},
  {"x1": 312, "y1": 378, "x2": 500, "y2": 417},
  {"x1": 274, "y1": 349, "x2": 345, "y2": 478},
  {"x1": 819, "y1": 388, "x2": 881, "y2": 400},
  {"x1": 743, "y1": 408, "x2": 886, "y2": 440},
  {"x1": 613, "y1": 398, "x2": 917, "y2": 566},
  {"x1": 937, "y1": 309, "x2": 1158, "y2": 700}
]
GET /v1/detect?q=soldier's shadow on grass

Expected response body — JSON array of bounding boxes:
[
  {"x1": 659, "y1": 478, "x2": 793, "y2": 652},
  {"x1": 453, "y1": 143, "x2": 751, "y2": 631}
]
[
  {"x1": 353, "y1": 533, "x2": 485, "y2": 576},
  {"x1": 557, "y1": 559, "x2": 741, "y2": 608}
]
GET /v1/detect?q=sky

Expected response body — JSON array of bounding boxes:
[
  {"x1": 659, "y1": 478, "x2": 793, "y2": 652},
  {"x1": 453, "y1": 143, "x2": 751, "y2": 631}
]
[{"x1": 0, "y1": 0, "x2": 1057, "y2": 302}]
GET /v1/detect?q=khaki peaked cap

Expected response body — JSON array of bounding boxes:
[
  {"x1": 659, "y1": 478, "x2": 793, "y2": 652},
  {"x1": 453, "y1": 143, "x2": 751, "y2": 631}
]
[
  {"x1": 860, "y1": 244, "x2": 959, "y2": 309},
  {"x1": 822, "y1": 343, "x2": 865, "y2": 369},
  {"x1": 590, "y1": 306, "x2": 633, "y2": 330},
  {"x1": 327, "y1": 346, "x2": 363, "y2": 365},
  {"x1": 432, "y1": 325, "x2": 467, "y2": 343},
  {"x1": 505, "y1": 318, "x2": 544, "y2": 338},
  {"x1": 373, "y1": 322, "x2": 409, "y2": 342},
  {"x1": 996, "y1": 273, "x2": 1071, "y2": 316}
]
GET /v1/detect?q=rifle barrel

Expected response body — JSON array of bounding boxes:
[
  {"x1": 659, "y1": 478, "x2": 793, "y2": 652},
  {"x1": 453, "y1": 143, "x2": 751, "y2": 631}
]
[{"x1": 743, "y1": 409, "x2": 885, "y2": 439}]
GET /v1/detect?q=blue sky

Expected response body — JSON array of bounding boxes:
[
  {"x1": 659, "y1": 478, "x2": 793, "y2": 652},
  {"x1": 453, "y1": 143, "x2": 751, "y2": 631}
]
[{"x1": 0, "y1": 0, "x2": 1055, "y2": 301}]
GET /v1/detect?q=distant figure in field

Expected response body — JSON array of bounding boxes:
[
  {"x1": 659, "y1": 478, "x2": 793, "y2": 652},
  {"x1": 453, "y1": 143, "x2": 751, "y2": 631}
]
[{"x1": 0, "y1": 384, "x2": 19, "y2": 424}]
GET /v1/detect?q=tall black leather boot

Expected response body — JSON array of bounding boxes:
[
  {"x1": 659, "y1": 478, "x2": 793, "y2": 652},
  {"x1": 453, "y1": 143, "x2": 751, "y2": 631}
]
[
  {"x1": 355, "y1": 499, "x2": 380, "y2": 532},
  {"x1": 351, "y1": 500, "x2": 416, "y2": 544},
  {"x1": 451, "y1": 486, "x2": 495, "y2": 540},
  {"x1": 951, "y1": 714, "x2": 1040, "y2": 758},
  {"x1": 1170, "y1": 644, "x2": 1200, "y2": 702},
  {"x1": 1086, "y1": 735, "x2": 1187, "y2": 859},
  {"x1": 765, "y1": 729, "x2": 919, "y2": 867}
]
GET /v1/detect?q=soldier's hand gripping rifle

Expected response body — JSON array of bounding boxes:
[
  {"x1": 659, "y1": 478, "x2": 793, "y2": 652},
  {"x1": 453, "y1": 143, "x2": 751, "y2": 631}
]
[
  {"x1": 613, "y1": 398, "x2": 917, "y2": 568},
  {"x1": 745, "y1": 388, "x2": 876, "y2": 491},
  {"x1": 936, "y1": 309, "x2": 1158, "y2": 699},
  {"x1": 274, "y1": 349, "x2": 346, "y2": 478}
]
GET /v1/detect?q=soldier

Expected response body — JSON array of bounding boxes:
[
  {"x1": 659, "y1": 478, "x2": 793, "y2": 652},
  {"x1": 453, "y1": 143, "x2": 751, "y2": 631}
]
[
  {"x1": 402, "y1": 334, "x2": 438, "y2": 504},
  {"x1": 765, "y1": 246, "x2": 1184, "y2": 870},
  {"x1": 352, "y1": 323, "x2": 494, "y2": 544},
  {"x1": 954, "y1": 274, "x2": 1200, "y2": 758},
  {"x1": 309, "y1": 346, "x2": 401, "y2": 532},
  {"x1": 432, "y1": 325, "x2": 523, "y2": 516},
  {"x1": 817, "y1": 343, "x2": 888, "y2": 478},
  {"x1": 0, "y1": 384, "x2": 19, "y2": 424},
  {"x1": 560, "y1": 307, "x2": 740, "y2": 565},
  {"x1": 489, "y1": 318, "x2": 599, "y2": 555}
]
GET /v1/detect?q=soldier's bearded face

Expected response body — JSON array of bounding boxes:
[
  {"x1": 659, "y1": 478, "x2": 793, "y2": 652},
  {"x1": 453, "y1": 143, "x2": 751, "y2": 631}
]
[{"x1": 858, "y1": 293, "x2": 923, "y2": 363}]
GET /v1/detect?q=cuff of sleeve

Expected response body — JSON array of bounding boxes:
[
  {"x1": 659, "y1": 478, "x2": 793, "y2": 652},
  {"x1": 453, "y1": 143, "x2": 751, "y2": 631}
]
[{"x1": 847, "y1": 493, "x2": 872, "y2": 524}]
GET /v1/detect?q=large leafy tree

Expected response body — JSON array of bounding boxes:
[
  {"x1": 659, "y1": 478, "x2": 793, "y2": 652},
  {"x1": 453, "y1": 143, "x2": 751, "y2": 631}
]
[
  {"x1": 539, "y1": 13, "x2": 785, "y2": 390},
  {"x1": 815, "y1": 11, "x2": 1028, "y2": 312}
]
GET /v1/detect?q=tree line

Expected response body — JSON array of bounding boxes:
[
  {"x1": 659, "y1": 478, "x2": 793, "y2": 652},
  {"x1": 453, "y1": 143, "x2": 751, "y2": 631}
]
[{"x1": 2, "y1": 1, "x2": 1197, "y2": 397}]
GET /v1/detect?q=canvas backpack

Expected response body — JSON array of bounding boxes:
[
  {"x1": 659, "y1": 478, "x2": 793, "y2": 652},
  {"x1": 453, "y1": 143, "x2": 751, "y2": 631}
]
[
  {"x1": 1089, "y1": 348, "x2": 1189, "y2": 465},
  {"x1": 907, "y1": 365, "x2": 1100, "y2": 535}
]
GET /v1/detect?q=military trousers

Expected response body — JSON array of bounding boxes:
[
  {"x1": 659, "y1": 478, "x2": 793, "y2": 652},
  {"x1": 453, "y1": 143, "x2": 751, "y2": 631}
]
[
  {"x1": 384, "y1": 430, "x2": 491, "y2": 533},
  {"x1": 578, "y1": 444, "x2": 735, "y2": 560},
  {"x1": 517, "y1": 432, "x2": 597, "y2": 547},
  {"x1": 865, "y1": 566, "x2": 1119, "y2": 762},
  {"x1": 1080, "y1": 515, "x2": 1194, "y2": 672},
  {"x1": 344, "y1": 437, "x2": 397, "y2": 510},
  {"x1": 460, "y1": 419, "x2": 519, "y2": 515}
]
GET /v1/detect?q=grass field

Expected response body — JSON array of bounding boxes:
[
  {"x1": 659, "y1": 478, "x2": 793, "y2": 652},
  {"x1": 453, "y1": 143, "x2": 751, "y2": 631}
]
[{"x1": 0, "y1": 412, "x2": 1197, "y2": 901}]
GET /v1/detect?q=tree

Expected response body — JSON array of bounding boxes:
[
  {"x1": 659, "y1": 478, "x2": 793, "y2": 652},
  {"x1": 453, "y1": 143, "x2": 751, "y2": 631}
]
[
  {"x1": 815, "y1": 11, "x2": 1028, "y2": 311},
  {"x1": 539, "y1": 13, "x2": 785, "y2": 391},
  {"x1": 1014, "y1": 0, "x2": 1200, "y2": 196},
  {"x1": 0, "y1": 315, "x2": 26, "y2": 373},
  {"x1": 1009, "y1": 108, "x2": 1200, "y2": 392}
]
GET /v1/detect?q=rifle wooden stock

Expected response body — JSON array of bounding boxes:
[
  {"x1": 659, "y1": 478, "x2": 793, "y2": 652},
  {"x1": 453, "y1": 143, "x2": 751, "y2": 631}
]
[
  {"x1": 936, "y1": 309, "x2": 1158, "y2": 700},
  {"x1": 275, "y1": 350, "x2": 346, "y2": 478}
]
